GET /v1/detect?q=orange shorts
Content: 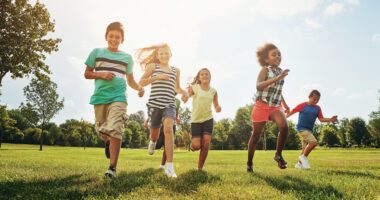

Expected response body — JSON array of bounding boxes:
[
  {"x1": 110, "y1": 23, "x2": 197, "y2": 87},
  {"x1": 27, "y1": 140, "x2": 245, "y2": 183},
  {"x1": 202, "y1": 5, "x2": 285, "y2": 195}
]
[{"x1": 251, "y1": 100, "x2": 284, "y2": 122}]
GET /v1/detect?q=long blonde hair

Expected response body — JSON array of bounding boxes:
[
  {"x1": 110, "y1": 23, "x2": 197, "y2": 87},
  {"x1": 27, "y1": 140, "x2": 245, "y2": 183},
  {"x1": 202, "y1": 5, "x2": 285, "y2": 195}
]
[
  {"x1": 135, "y1": 43, "x2": 172, "y2": 70},
  {"x1": 191, "y1": 68, "x2": 211, "y2": 85}
]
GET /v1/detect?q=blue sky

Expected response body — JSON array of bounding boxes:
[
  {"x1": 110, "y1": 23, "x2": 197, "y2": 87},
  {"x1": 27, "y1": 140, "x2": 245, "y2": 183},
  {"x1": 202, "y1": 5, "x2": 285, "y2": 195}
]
[{"x1": 1, "y1": 0, "x2": 380, "y2": 124}]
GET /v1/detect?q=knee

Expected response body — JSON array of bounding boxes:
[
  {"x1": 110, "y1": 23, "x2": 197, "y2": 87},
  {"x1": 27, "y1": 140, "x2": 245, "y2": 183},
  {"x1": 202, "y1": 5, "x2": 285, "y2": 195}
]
[
  {"x1": 310, "y1": 142, "x2": 318, "y2": 147},
  {"x1": 164, "y1": 126, "x2": 173, "y2": 135},
  {"x1": 192, "y1": 142, "x2": 201, "y2": 151}
]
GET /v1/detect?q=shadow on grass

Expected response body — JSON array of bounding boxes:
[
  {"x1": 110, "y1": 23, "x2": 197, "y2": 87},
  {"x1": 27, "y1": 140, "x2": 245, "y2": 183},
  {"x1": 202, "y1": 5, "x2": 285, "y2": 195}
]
[
  {"x1": 324, "y1": 170, "x2": 380, "y2": 180},
  {"x1": 0, "y1": 168, "x2": 161, "y2": 199},
  {"x1": 166, "y1": 169, "x2": 220, "y2": 194},
  {"x1": 254, "y1": 173, "x2": 344, "y2": 200},
  {"x1": 0, "y1": 174, "x2": 91, "y2": 199}
]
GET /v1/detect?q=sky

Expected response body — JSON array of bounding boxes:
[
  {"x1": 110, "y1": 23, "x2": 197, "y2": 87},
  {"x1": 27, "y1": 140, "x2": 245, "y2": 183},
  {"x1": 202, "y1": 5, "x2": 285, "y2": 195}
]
[{"x1": 1, "y1": 0, "x2": 380, "y2": 124}]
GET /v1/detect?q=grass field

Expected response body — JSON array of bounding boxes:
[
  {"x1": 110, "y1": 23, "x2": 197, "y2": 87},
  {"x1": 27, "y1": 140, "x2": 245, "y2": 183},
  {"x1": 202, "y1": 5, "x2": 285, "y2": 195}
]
[{"x1": 0, "y1": 143, "x2": 379, "y2": 200}]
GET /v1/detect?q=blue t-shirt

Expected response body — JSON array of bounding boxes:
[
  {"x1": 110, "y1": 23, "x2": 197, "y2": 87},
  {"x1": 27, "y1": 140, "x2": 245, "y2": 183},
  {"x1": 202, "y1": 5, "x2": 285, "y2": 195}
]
[{"x1": 291, "y1": 102, "x2": 324, "y2": 132}]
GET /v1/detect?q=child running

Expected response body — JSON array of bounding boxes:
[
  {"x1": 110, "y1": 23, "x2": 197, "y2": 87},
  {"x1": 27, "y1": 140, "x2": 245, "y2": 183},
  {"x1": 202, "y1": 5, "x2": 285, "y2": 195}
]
[
  {"x1": 136, "y1": 43, "x2": 188, "y2": 178},
  {"x1": 144, "y1": 98, "x2": 181, "y2": 170},
  {"x1": 287, "y1": 90, "x2": 338, "y2": 169},
  {"x1": 84, "y1": 22, "x2": 144, "y2": 178},
  {"x1": 188, "y1": 68, "x2": 221, "y2": 170},
  {"x1": 247, "y1": 43, "x2": 290, "y2": 172}
]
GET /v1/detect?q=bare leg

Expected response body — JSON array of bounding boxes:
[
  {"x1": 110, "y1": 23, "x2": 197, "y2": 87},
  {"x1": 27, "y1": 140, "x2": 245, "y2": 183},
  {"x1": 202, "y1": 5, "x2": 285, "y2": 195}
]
[
  {"x1": 163, "y1": 118, "x2": 174, "y2": 162},
  {"x1": 269, "y1": 110, "x2": 288, "y2": 157},
  {"x1": 247, "y1": 122, "x2": 266, "y2": 166},
  {"x1": 303, "y1": 142, "x2": 317, "y2": 157},
  {"x1": 109, "y1": 137, "x2": 121, "y2": 168},
  {"x1": 198, "y1": 134, "x2": 211, "y2": 170}
]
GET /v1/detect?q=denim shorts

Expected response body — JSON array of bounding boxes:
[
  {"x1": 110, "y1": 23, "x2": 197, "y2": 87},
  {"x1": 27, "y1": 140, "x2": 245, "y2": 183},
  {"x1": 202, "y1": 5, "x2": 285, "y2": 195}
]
[{"x1": 148, "y1": 106, "x2": 176, "y2": 129}]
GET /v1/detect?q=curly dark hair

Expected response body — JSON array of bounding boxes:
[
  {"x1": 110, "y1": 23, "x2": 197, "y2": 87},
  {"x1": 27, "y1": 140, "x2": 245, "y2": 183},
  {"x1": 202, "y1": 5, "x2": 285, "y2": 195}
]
[{"x1": 256, "y1": 43, "x2": 278, "y2": 67}]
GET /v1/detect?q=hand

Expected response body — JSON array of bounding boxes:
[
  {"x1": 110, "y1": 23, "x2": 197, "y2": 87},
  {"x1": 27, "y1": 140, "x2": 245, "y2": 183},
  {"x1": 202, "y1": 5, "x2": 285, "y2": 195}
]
[
  {"x1": 181, "y1": 92, "x2": 189, "y2": 103},
  {"x1": 156, "y1": 74, "x2": 170, "y2": 81},
  {"x1": 331, "y1": 115, "x2": 338, "y2": 122},
  {"x1": 283, "y1": 105, "x2": 290, "y2": 114},
  {"x1": 100, "y1": 72, "x2": 115, "y2": 81},
  {"x1": 138, "y1": 86, "x2": 144, "y2": 97},
  {"x1": 277, "y1": 69, "x2": 290, "y2": 80},
  {"x1": 215, "y1": 105, "x2": 222, "y2": 113}
]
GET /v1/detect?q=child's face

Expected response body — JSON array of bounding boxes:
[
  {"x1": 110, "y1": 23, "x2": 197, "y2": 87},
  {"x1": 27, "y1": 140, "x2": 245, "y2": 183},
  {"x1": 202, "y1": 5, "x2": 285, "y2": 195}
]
[
  {"x1": 198, "y1": 70, "x2": 210, "y2": 84},
  {"x1": 308, "y1": 94, "x2": 320, "y2": 106},
  {"x1": 157, "y1": 47, "x2": 171, "y2": 64},
  {"x1": 106, "y1": 30, "x2": 123, "y2": 51},
  {"x1": 265, "y1": 48, "x2": 281, "y2": 67}
]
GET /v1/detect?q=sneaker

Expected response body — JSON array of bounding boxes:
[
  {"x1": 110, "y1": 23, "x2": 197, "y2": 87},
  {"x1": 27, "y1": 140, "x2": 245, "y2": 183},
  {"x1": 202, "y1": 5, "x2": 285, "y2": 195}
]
[
  {"x1": 294, "y1": 161, "x2": 304, "y2": 169},
  {"x1": 274, "y1": 154, "x2": 287, "y2": 169},
  {"x1": 159, "y1": 165, "x2": 165, "y2": 170},
  {"x1": 105, "y1": 141, "x2": 110, "y2": 159},
  {"x1": 165, "y1": 167, "x2": 177, "y2": 178},
  {"x1": 148, "y1": 140, "x2": 156, "y2": 155},
  {"x1": 104, "y1": 168, "x2": 116, "y2": 179},
  {"x1": 247, "y1": 165, "x2": 254, "y2": 173},
  {"x1": 298, "y1": 155, "x2": 310, "y2": 169}
]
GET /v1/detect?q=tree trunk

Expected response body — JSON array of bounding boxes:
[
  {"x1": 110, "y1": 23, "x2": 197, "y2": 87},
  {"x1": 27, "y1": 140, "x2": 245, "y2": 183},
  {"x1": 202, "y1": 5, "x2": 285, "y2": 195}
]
[
  {"x1": 263, "y1": 132, "x2": 267, "y2": 150},
  {"x1": 0, "y1": 131, "x2": 3, "y2": 148},
  {"x1": 40, "y1": 131, "x2": 44, "y2": 151}
]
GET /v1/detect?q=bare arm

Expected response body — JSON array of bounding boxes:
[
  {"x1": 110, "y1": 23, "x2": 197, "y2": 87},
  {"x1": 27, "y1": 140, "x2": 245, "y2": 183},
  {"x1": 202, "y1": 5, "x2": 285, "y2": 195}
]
[
  {"x1": 281, "y1": 95, "x2": 290, "y2": 113},
  {"x1": 187, "y1": 85, "x2": 194, "y2": 98},
  {"x1": 126, "y1": 73, "x2": 144, "y2": 97},
  {"x1": 256, "y1": 68, "x2": 289, "y2": 91},
  {"x1": 319, "y1": 115, "x2": 338, "y2": 123},
  {"x1": 84, "y1": 66, "x2": 115, "y2": 81},
  {"x1": 213, "y1": 92, "x2": 221, "y2": 113},
  {"x1": 174, "y1": 68, "x2": 189, "y2": 103}
]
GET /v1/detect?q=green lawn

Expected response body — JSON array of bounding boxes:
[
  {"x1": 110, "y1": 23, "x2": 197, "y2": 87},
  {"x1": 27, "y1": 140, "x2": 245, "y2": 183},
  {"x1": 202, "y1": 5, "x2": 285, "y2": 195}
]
[{"x1": 0, "y1": 143, "x2": 379, "y2": 200}]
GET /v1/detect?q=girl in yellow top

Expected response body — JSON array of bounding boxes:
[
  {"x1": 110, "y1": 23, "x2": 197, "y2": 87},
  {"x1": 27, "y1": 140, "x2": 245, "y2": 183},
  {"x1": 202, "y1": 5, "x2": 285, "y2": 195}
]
[{"x1": 188, "y1": 68, "x2": 221, "y2": 170}]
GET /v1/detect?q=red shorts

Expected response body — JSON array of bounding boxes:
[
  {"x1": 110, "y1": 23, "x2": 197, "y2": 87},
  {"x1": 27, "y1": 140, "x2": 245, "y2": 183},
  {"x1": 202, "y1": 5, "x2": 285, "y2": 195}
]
[{"x1": 251, "y1": 100, "x2": 284, "y2": 122}]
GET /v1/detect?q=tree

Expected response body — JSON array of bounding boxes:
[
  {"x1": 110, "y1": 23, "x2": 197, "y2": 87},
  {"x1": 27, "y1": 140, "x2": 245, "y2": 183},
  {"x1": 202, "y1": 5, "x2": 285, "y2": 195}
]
[
  {"x1": 348, "y1": 117, "x2": 371, "y2": 147},
  {"x1": 213, "y1": 118, "x2": 231, "y2": 150},
  {"x1": 367, "y1": 91, "x2": 380, "y2": 147},
  {"x1": 178, "y1": 107, "x2": 192, "y2": 150},
  {"x1": 337, "y1": 118, "x2": 350, "y2": 147},
  {"x1": 0, "y1": 105, "x2": 17, "y2": 148},
  {"x1": 320, "y1": 126, "x2": 340, "y2": 147},
  {"x1": 229, "y1": 105, "x2": 252, "y2": 150},
  {"x1": 126, "y1": 120, "x2": 144, "y2": 148},
  {"x1": 23, "y1": 77, "x2": 64, "y2": 150},
  {"x1": 0, "y1": 0, "x2": 61, "y2": 90}
]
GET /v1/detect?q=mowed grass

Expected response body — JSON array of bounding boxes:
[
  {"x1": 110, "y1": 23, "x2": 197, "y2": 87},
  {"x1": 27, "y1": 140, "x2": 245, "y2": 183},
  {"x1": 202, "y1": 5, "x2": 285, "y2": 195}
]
[{"x1": 0, "y1": 144, "x2": 379, "y2": 200}]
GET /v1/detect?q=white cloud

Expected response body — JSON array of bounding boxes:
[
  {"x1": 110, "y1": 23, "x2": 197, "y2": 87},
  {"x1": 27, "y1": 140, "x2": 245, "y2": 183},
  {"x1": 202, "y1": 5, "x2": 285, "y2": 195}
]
[
  {"x1": 297, "y1": 84, "x2": 322, "y2": 99},
  {"x1": 347, "y1": 93, "x2": 362, "y2": 99},
  {"x1": 325, "y1": 3, "x2": 344, "y2": 15},
  {"x1": 372, "y1": 34, "x2": 380, "y2": 45},
  {"x1": 347, "y1": 0, "x2": 360, "y2": 5},
  {"x1": 305, "y1": 18, "x2": 323, "y2": 29},
  {"x1": 333, "y1": 88, "x2": 346, "y2": 96},
  {"x1": 251, "y1": 0, "x2": 320, "y2": 19}
]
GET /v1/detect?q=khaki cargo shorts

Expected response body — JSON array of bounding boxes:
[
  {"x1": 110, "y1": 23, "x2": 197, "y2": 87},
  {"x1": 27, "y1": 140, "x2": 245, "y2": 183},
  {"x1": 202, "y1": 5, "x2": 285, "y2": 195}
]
[
  {"x1": 298, "y1": 130, "x2": 318, "y2": 148},
  {"x1": 94, "y1": 102, "x2": 127, "y2": 141}
]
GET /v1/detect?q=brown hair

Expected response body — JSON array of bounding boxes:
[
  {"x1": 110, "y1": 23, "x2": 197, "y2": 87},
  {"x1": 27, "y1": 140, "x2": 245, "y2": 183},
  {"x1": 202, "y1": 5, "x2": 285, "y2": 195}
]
[
  {"x1": 309, "y1": 90, "x2": 321, "y2": 98},
  {"x1": 256, "y1": 43, "x2": 278, "y2": 67},
  {"x1": 135, "y1": 43, "x2": 172, "y2": 70},
  {"x1": 191, "y1": 68, "x2": 211, "y2": 85},
  {"x1": 105, "y1": 22, "x2": 124, "y2": 42}
]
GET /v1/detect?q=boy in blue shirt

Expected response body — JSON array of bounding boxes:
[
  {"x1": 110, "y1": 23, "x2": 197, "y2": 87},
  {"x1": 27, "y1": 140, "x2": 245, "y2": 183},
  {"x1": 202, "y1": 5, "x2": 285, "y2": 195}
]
[{"x1": 287, "y1": 90, "x2": 337, "y2": 169}]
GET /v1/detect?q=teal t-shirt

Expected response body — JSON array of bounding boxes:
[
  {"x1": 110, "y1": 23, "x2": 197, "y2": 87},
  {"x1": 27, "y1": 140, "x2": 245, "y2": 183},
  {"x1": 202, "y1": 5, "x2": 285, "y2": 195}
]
[{"x1": 85, "y1": 48, "x2": 134, "y2": 105}]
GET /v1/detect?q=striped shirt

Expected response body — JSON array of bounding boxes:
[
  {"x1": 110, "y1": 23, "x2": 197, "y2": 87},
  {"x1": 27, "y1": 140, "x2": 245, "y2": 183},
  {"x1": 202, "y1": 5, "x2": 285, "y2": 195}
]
[
  {"x1": 254, "y1": 66, "x2": 284, "y2": 107},
  {"x1": 85, "y1": 48, "x2": 133, "y2": 105},
  {"x1": 147, "y1": 64, "x2": 177, "y2": 109}
]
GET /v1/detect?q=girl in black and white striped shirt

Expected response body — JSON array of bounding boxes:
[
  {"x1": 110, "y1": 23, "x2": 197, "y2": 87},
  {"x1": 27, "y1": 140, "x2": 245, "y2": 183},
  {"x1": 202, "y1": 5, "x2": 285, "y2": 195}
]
[{"x1": 136, "y1": 43, "x2": 188, "y2": 178}]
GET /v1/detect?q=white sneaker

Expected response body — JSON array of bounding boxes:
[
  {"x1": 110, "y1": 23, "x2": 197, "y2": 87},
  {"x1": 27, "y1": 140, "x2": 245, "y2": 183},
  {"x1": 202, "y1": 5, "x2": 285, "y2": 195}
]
[
  {"x1": 104, "y1": 169, "x2": 116, "y2": 178},
  {"x1": 165, "y1": 167, "x2": 177, "y2": 178},
  {"x1": 159, "y1": 165, "x2": 165, "y2": 170},
  {"x1": 295, "y1": 161, "x2": 304, "y2": 169},
  {"x1": 148, "y1": 140, "x2": 156, "y2": 155},
  {"x1": 299, "y1": 155, "x2": 311, "y2": 169}
]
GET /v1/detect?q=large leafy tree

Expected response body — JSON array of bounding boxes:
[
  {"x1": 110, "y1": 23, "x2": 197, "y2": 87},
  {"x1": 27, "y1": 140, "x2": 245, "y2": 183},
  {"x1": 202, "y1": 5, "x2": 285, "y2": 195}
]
[
  {"x1": 348, "y1": 117, "x2": 371, "y2": 147},
  {"x1": 23, "y1": 77, "x2": 64, "y2": 150},
  {"x1": 213, "y1": 118, "x2": 232, "y2": 150},
  {"x1": 0, "y1": 0, "x2": 61, "y2": 90},
  {"x1": 0, "y1": 105, "x2": 17, "y2": 148}
]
